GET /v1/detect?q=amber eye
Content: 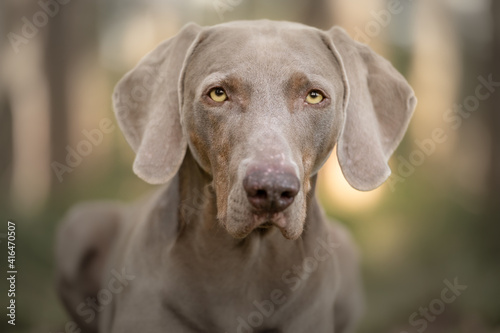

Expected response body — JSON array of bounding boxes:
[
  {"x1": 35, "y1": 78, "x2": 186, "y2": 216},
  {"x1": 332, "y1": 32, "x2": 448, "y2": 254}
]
[
  {"x1": 209, "y1": 88, "x2": 228, "y2": 102},
  {"x1": 305, "y1": 90, "x2": 324, "y2": 104}
]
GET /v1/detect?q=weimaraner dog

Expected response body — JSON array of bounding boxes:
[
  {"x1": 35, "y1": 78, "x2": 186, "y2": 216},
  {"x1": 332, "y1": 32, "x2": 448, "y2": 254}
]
[{"x1": 56, "y1": 20, "x2": 416, "y2": 333}]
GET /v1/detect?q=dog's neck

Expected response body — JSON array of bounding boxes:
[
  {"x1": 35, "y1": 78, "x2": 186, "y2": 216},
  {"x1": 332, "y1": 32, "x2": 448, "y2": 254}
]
[{"x1": 173, "y1": 149, "x2": 323, "y2": 252}]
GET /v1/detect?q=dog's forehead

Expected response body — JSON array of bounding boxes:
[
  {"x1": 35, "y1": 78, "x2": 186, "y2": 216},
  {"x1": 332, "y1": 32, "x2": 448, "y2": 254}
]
[{"x1": 190, "y1": 21, "x2": 336, "y2": 77}]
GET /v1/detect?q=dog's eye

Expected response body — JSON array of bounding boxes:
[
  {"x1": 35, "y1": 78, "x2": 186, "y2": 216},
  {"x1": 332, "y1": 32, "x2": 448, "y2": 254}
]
[
  {"x1": 305, "y1": 90, "x2": 324, "y2": 105},
  {"x1": 209, "y1": 88, "x2": 228, "y2": 102}
]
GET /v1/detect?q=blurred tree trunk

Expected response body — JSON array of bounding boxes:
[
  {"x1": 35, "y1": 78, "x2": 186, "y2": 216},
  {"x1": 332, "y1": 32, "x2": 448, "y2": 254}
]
[
  {"x1": 480, "y1": 3, "x2": 500, "y2": 236},
  {"x1": 0, "y1": 2, "x2": 14, "y2": 192},
  {"x1": 1, "y1": 0, "x2": 98, "y2": 211},
  {"x1": 45, "y1": 0, "x2": 98, "y2": 190},
  {"x1": 2, "y1": 0, "x2": 52, "y2": 213},
  {"x1": 476, "y1": 4, "x2": 500, "y2": 307},
  {"x1": 298, "y1": 0, "x2": 333, "y2": 30},
  {"x1": 488, "y1": 2, "x2": 500, "y2": 211},
  {"x1": 45, "y1": 10, "x2": 69, "y2": 187}
]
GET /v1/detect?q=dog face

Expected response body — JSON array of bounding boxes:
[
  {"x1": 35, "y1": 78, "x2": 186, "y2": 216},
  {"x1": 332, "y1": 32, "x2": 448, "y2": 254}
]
[
  {"x1": 182, "y1": 22, "x2": 345, "y2": 239},
  {"x1": 113, "y1": 21, "x2": 416, "y2": 240}
]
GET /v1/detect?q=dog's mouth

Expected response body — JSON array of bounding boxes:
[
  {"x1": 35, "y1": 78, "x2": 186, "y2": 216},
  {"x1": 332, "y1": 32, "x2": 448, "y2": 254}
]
[
  {"x1": 224, "y1": 180, "x2": 305, "y2": 240},
  {"x1": 258, "y1": 222, "x2": 273, "y2": 229},
  {"x1": 252, "y1": 212, "x2": 287, "y2": 230}
]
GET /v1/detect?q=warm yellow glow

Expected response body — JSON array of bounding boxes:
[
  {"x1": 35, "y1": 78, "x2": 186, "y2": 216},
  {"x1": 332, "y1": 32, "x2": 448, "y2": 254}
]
[
  {"x1": 318, "y1": 148, "x2": 385, "y2": 213},
  {"x1": 331, "y1": 0, "x2": 387, "y2": 54},
  {"x1": 121, "y1": 12, "x2": 181, "y2": 69},
  {"x1": 122, "y1": 15, "x2": 158, "y2": 67},
  {"x1": 332, "y1": 0, "x2": 385, "y2": 31}
]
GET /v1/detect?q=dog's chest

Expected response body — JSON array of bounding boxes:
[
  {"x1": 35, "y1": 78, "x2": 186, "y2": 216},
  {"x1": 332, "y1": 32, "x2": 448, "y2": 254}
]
[
  {"x1": 154, "y1": 244, "x2": 338, "y2": 332},
  {"x1": 107, "y1": 227, "x2": 339, "y2": 332}
]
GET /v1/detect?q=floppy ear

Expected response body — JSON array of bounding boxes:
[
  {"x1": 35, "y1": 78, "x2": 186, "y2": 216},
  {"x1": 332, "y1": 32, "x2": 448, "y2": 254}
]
[
  {"x1": 324, "y1": 27, "x2": 417, "y2": 191},
  {"x1": 113, "y1": 23, "x2": 203, "y2": 184}
]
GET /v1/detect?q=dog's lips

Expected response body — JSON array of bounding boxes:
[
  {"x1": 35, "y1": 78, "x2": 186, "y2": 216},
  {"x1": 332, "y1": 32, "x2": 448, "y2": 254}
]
[
  {"x1": 252, "y1": 212, "x2": 287, "y2": 229},
  {"x1": 258, "y1": 222, "x2": 273, "y2": 229},
  {"x1": 225, "y1": 206, "x2": 302, "y2": 240}
]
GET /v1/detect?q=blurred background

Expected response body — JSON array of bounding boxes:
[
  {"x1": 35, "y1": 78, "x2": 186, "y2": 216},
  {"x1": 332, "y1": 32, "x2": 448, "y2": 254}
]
[{"x1": 0, "y1": 0, "x2": 499, "y2": 332}]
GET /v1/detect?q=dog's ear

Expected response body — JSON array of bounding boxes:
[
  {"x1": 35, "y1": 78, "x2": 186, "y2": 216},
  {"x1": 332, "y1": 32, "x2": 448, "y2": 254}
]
[
  {"x1": 113, "y1": 23, "x2": 203, "y2": 184},
  {"x1": 324, "y1": 27, "x2": 417, "y2": 191}
]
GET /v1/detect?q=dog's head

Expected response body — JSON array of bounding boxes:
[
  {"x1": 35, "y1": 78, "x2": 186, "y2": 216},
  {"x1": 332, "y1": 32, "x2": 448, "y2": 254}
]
[{"x1": 113, "y1": 21, "x2": 416, "y2": 240}]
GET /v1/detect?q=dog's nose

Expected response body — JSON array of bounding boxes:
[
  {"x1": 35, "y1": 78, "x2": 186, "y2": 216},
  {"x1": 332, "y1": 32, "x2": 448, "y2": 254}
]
[{"x1": 243, "y1": 167, "x2": 300, "y2": 213}]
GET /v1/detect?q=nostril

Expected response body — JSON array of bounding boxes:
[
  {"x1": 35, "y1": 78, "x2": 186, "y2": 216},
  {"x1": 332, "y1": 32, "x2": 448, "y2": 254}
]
[
  {"x1": 254, "y1": 189, "x2": 267, "y2": 199},
  {"x1": 281, "y1": 191, "x2": 294, "y2": 199}
]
